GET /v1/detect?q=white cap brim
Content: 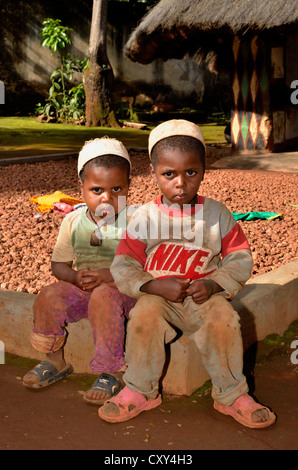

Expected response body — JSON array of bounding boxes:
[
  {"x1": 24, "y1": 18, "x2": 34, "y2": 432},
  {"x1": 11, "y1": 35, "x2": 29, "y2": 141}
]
[
  {"x1": 78, "y1": 137, "x2": 131, "y2": 175},
  {"x1": 148, "y1": 119, "x2": 205, "y2": 158}
]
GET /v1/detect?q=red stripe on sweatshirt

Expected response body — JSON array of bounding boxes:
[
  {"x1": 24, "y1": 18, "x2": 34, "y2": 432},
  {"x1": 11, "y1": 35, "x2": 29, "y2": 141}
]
[
  {"x1": 115, "y1": 230, "x2": 147, "y2": 267},
  {"x1": 154, "y1": 194, "x2": 205, "y2": 217},
  {"x1": 221, "y1": 223, "x2": 250, "y2": 259}
]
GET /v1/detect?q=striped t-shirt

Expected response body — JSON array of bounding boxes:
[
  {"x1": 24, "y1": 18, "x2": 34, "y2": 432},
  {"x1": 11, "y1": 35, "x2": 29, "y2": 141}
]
[{"x1": 52, "y1": 206, "x2": 129, "y2": 270}]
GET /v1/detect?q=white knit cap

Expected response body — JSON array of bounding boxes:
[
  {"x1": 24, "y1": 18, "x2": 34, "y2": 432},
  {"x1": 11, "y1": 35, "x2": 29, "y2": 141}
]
[
  {"x1": 78, "y1": 137, "x2": 131, "y2": 175},
  {"x1": 148, "y1": 119, "x2": 205, "y2": 158}
]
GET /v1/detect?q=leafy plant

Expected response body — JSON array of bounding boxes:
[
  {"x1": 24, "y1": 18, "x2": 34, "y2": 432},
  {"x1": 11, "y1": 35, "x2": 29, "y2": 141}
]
[
  {"x1": 67, "y1": 82, "x2": 86, "y2": 121},
  {"x1": 41, "y1": 18, "x2": 73, "y2": 54},
  {"x1": 36, "y1": 18, "x2": 87, "y2": 122}
]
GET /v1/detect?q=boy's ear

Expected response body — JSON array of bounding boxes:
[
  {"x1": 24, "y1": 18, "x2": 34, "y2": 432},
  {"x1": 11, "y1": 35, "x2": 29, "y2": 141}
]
[
  {"x1": 149, "y1": 163, "x2": 157, "y2": 181},
  {"x1": 78, "y1": 179, "x2": 84, "y2": 198}
]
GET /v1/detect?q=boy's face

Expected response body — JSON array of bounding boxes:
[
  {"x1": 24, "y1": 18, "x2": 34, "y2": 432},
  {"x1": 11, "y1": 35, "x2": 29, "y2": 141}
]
[
  {"x1": 79, "y1": 166, "x2": 129, "y2": 219},
  {"x1": 150, "y1": 147, "x2": 204, "y2": 208}
]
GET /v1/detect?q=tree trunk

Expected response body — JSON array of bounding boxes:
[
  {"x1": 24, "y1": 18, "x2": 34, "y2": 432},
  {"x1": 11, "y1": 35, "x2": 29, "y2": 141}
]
[{"x1": 84, "y1": 0, "x2": 119, "y2": 128}]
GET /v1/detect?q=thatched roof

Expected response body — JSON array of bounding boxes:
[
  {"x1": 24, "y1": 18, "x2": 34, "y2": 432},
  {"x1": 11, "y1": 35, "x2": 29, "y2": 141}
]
[{"x1": 125, "y1": 0, "x2": 298, "y2": 72}]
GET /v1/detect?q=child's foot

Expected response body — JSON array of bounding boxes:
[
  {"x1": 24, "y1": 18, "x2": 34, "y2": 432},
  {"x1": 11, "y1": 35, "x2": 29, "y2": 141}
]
[
  {"x1": 23, "y1": 349, "x2": 72, "y2": 389},
  {"x1": 213, "y1": 394, "x2": 276, "y2": 428},
  {"x1": 83, "y1": 371, "x2": 124, "y2": 406},
  {"x1": 98, "y1": 386, "x2": 162, "y2": 423},
  {"x1": 22, "y1": 360, "x2": 73, "y2": 389}
]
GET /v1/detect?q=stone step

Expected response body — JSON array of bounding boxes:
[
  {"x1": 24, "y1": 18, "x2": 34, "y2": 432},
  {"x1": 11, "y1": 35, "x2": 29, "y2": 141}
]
[{"x1": 0, "y1": 260, "x2": 297, "y2": 395}]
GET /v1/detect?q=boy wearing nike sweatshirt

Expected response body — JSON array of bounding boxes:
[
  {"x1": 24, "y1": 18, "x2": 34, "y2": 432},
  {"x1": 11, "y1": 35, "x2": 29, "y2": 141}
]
[{"x1": 98, "y1": 120, "x2": 276, "y2": 429}]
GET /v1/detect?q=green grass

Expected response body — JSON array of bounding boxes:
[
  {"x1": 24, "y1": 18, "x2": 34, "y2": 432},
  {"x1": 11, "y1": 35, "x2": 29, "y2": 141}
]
[
  {"x1": 0, "y1": 117, "x2": 226, "y2": 159},
  {"x1": 0, "y1": 117, "x2": 150, "y2": 158}
]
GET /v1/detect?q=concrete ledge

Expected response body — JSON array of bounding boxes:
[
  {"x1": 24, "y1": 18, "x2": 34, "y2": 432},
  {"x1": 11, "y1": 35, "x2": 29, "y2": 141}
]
[
  {"x1": 1, "y1": 260, "x2": 298, "y2": 395},
  {"x1": 211, "y1": 152, "x2": 298, "y2": 173},
  {"x1": 0, "y1": 152, "x2": 78, "y2": 167},
  {"x1": 0, "y1": 290, "x2": 95, "y2": 373}
]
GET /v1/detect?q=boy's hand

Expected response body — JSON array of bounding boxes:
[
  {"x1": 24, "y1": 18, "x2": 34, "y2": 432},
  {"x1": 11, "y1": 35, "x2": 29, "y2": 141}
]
[
  {"x1": 141, "y1": 278, "x2": 191, "y2": 303},
  {"x1": 75, "y1": 268, "x2": 114, "y2": 291},
  {"x1": 186, "y1": 279, "x2": 223, "y2": 304}
]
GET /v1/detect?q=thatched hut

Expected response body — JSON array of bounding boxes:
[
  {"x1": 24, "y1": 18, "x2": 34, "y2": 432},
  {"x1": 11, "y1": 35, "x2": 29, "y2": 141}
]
[{"x1": 125, "y1": 0, "x2": 298, "y2": 153}]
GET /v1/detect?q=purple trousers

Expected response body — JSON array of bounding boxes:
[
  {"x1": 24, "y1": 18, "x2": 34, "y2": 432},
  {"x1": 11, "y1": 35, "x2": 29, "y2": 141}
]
[{"x1": 31, "y1": 281, "x2": 136, "y2": 373}]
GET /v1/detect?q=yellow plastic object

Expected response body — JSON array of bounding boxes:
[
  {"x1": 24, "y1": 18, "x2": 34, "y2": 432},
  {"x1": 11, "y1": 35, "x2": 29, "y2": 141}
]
[{"x1": 30, "y1": 191, "x2": 83, "y2": 212}]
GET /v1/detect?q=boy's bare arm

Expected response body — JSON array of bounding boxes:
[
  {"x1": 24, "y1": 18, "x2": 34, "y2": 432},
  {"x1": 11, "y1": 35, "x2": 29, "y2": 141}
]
[{"x1": 51, "y1": 261, "x2": 77, "y2": 284}]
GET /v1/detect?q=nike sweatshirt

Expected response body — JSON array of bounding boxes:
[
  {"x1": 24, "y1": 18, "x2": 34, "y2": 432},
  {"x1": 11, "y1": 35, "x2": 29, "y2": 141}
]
[{"x1": 110, "y1": 195, "x2": 253, "y2": 299}]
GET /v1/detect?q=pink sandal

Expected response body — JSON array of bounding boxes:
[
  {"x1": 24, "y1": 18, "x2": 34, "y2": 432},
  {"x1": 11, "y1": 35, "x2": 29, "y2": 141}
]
[
  {"x1": 98, "y1": 386, "x2": 162, "y2": 423},
  {"x1": 214, "y1": 394, "x2": 276, "y2": 428}
]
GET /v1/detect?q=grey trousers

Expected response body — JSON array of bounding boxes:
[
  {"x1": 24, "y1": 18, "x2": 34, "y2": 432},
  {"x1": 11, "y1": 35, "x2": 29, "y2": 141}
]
[{"x1": 123, "y1": 293, "x2": 249, "y2": 405}]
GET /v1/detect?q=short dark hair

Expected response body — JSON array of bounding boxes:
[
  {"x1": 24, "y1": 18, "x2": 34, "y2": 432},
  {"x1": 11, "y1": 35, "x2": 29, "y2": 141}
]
[
  {"x1": 79, "y1": 154, "x2": 130, "y2": 183},
  {"x1": 151, "y1": 135, "x2": 206, "y2": 173}
]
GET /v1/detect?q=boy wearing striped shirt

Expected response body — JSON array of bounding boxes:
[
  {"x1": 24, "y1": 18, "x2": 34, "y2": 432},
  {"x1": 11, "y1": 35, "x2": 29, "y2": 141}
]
[{"x1": 23, "y1": 138, "x2": 136, "y2": 405}]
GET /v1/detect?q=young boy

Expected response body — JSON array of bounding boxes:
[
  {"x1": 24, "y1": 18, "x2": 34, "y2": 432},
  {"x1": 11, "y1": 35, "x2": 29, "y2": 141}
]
[
  {"x1": 98, "y1": 120, "x2": 276, "y2": 428},
  {"x1": 23, "y1": 137, "x2": 136, "y2": 405}
]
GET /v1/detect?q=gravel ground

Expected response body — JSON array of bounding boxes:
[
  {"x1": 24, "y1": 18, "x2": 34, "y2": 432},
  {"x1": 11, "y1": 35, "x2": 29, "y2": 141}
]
[{"x1": 0, "y1": 152, "x2": 297, "y2": 295}]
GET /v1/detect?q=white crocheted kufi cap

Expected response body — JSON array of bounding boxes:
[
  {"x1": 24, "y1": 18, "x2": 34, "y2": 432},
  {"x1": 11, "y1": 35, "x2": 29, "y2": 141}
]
[
  {"x1": 78, "y1": 137, "x2": 131, "y2": 175},
  {"x1": 148, "y1": 119, "x2": 205, "y2": 158}
]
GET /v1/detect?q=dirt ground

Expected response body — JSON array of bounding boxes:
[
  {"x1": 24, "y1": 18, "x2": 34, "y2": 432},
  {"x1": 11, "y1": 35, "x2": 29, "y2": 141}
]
[
  {"x1": 1, "y1": 337, "x2": 297, "y2": 451},
  {"x1": 0, "y1": 152, "x2": 297, "y2": 452}
]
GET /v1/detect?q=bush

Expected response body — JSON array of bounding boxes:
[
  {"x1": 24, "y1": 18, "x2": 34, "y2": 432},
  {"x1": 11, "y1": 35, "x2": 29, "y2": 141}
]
[{"x1": 35, "y1": 18, "x2": 87, "y2": 123}]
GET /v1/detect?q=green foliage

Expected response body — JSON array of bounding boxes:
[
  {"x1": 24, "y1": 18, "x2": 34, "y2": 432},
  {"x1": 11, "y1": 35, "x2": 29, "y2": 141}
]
[
  {"x1": 67, "y1": 82, "x2": 86, "y2": 120},
  {"x1": 36, "y1": 18, "x2": 87, "y2": 123},
  {"x1": 207, "y1": 112, "x2": 230, "y2": 126},
  {"x1": 116, "y1": 101, "x2": 140, "y2": 123},
  {"x1": 40, "y1": 18, "x2": 73, "y2": 54}
]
